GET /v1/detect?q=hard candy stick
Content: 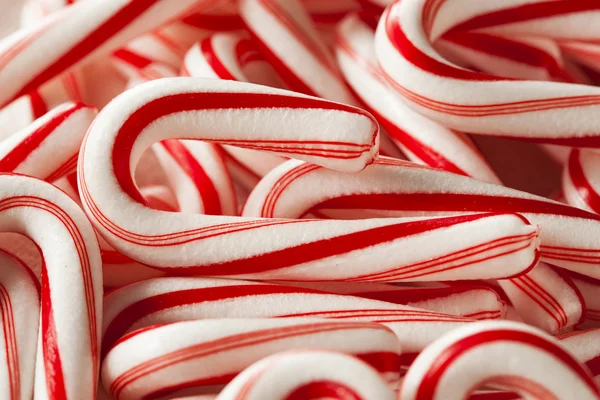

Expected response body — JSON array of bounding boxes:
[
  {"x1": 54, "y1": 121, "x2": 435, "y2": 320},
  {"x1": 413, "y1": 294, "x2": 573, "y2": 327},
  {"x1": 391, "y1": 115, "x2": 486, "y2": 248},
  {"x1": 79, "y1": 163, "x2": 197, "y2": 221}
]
[
  {"x1": 400, "y1": 321, "x2": 600, "y2": 400},
  {"x1": 101, "y1": 277, "x2": 474, "y2": 363},
  {"x1": 101, "y1": 318, "x2": 402, "y2": 399},
  {"x1": 335, "y1": 12, "x2": 500, "y2": 183},
  {"x1": 0, "y1": 102, "x2": 96, "y2": 182},
  {"x1": 563, "y1": 149, "x2": 600, "y2": 214},
  {"x1": 240, "y1": 0, "x2": 359, "y2": 104},
  {"x1": 215, "y1": 350, "x2": 396, "y2": 400},
  {"x1": 273, "y1": 281, "x2": 506, "y2": 320},
  {"x1": 0, "y1": 0, "x2": 218, "y2": 108},
  {"x1": 375, "y1": 0, "x2": 600, "y2": 146},
  {"x1": 242, "y1": 157, "x2": 600, "y2": 277},
  {"x1": 498, "y1": 262, "x2": 584, "y2": 334},
  {"x1": 0, "y1": 249, "x2": 39, "y2": 400},
  {"x1": 0, "y1": 174, "x2": 102, "y2": 399}
]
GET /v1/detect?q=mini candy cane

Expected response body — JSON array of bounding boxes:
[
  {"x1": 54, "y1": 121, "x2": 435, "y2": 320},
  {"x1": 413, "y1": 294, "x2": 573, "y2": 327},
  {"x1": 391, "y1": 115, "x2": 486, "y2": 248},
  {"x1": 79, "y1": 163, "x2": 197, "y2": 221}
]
[
  {"x1": 0, "y1": 0, "x2": 218, "y2": 108},
  {"x1": 243, "y1": 157, "x2": 600, "y2": 277},
  {"x1": 78, "y1": 78, "x2": 527, "y2": 280},
  {"x1": 78, "y1": 80, "x2": 537, "y2": 281},
  {"x1": 0, "y1": 102, "x2": 96, "y2": 182},
  {"x1": 215, "y1": 350, "x2": 396, "y2": 400},
  {"x1": 563, "y1": 149, "x2": 600, "y2": 214},
  {"x1": 101, "y1": 277, "x2": 474, "y2": 362},
  {"x1": 559, "y1": 328, "x2": 600, "y2": 384},
  {"x1": 335, "y1": 12, "x2": 500, "y2": 183},
  {"x1": 273, "y1": 281, "x2": 506, "y2": 320},
  {"x1": 240, "y1": 0, "x2": 358, "y2": 104},
  {"x1": 400, "y1": 321, "x2": 600, "y2": 400},
  {"x1": 498, "y1": 262, "x2": 583, "y2": 334},
  {"x1": 0, "y1": 249, "x2": 39, "y2": 400},
  {"x1": 375, "y1": 0, "x2": 600, "y2": 146},
  {"x1": 0, "y1": 174, "x2": 102, "y2": 399},
  {"x1": 102, "y1": 318, "x2": 402, "y2": 399}
]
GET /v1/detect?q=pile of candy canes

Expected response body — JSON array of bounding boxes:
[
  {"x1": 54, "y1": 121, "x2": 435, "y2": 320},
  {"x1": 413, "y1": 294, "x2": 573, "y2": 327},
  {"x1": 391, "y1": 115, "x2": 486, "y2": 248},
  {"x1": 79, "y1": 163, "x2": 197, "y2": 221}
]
[{"x1": 2, "y1": 0, "x2": 600, "y2": 398}]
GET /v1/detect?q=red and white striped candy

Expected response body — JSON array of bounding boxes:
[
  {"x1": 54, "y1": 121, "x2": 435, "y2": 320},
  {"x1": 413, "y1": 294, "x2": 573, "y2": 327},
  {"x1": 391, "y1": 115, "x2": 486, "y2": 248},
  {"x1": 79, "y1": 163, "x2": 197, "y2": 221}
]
[
  {"x1": 240, "y1": 0, "x2": 358, "y2": 104},
  {"x1": 101, "y1": 277, "x2": 473, "y2": 362},
  {"x1": 0, "y1": 174, "x2": 102, "y2": 399},
  {"x1": 102, "y1": 318, "x2": 402, "y2": 399},
  {"x1": 0, "y1": 102, "x2": 96, "y2": 182},
  {"x1": 0, "y1": 0, "x2": 217, "y2": 108},
  {"x1": 563, "y1": 149, "x2": 600, "y2": 214},
  {"x1": 335, "y1": 12, "x2": 499, "y2": 183},
  {"x1": 273, "y1": 281, "x2": 506, "y2": 320},
  {"x1": 498, "y1": 262, "x2": 583, "y2": 334},
  {"x1": 243, "y1": 157, "x2": 600, "y2": 277},
  {"x1": 78, "y1": 78, "x2": 498, "y2": 280},
  {"x1": 214, "y1": 350, "x2": 396, "y2": 400},
  {"x1": 400, "y1": 321, "x2": 600, "y2": 400},
  {"x1": 375, "y1": 0, "x2": 600, "y2": 147},
  {"x1": 0, "y1": 249, "x2": 39, "y2": 400}
]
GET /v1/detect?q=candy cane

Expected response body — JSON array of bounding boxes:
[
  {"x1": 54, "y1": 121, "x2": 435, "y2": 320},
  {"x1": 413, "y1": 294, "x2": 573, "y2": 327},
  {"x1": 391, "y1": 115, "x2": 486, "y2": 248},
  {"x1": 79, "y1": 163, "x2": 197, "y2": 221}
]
[
  {"x1": 335, "y1": 12, "x2": 500, "y2": 183},
  {"x1": 0, "y1": 0, "x2": 218, "y2": 108},
  {"x1": 563, "y1": 149, "x2": 600, "y2": 214},
  {"x1": 273, "y1": 281, "x2": 506, "y2": 320},
  {"x1": 0, "y1": 102, "x2": 96, "y2": 182},
  {"x1": 375, "y1": 0, "x2": 600, "y2": 146},
  {"x1": 559, "y1": 328, "x2": 600, "y2": 384},
  {"x1": 497, "y1": 262, "x2": 584, "y2": 334},
  {"x1": 0, "y1": 174, "x2": 102, "y2": 399},
  {"x1": 79, "y1": 80, "x2": 539, "y2": 280},
  {"x1": 0, "y1": 249, "x2": 39, "y2": 400},
  {"x1": 215, "y1": 350, "x2": 396, "y2": 400},
  {"x1": 101, "y1": 277, "x2": 474, "y2": 363},
  {"x1": 239, "y1": 0, "x2": 358, "y2": 104},
  {"x1": 400, "y1": 321, "x2": 600, "y2": 400},
  {"x1": 79, "y1": 78, "x2": 491, "y2": 280},
  {"x1": 101, "y1": 318, "x2": 402, "y2": 399},
  {"x1": 243, "y1": 157, "x2": 600, "y2": 277}
]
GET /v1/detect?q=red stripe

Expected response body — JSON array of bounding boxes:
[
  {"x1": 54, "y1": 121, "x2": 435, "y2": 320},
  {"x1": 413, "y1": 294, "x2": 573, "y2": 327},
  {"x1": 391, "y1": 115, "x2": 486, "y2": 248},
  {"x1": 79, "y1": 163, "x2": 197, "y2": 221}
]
[
  {"x1": 41, "y1": 261, "x2": 67, "y2": 399},
  {"x1": 7, "y1": 0, "x2": 162, "y2": 105},
  {"x1": 182, "y1": 12, "x2": 245, "y2": 31},
  {"x1": 414, "y1": 329, "x2": 600, "y2": 399},
  {"x1": 446, "y1": 0, "x2": 600, "y2": 36},
  {"x1": 568, "y1": 149, "x2": 600, "y2": 213},
  {"x1": 0, "y1": 103, "x2": 84, "y2": 173},
  {"x1": 354, "y1": 286, "x2": 500, "y2": 305},
  {"x1": 160, "y1": 140, "x2": 222, "y2": 215},
  {"x1": 113, "y1": 49, "x2": 153, "y2": 70},
  {"x1": 29, "y1": 90, "x2": 48, "y2": 120},
  {"x1": 200, "y1": 38, "x2": 237, "y2": 80}
]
